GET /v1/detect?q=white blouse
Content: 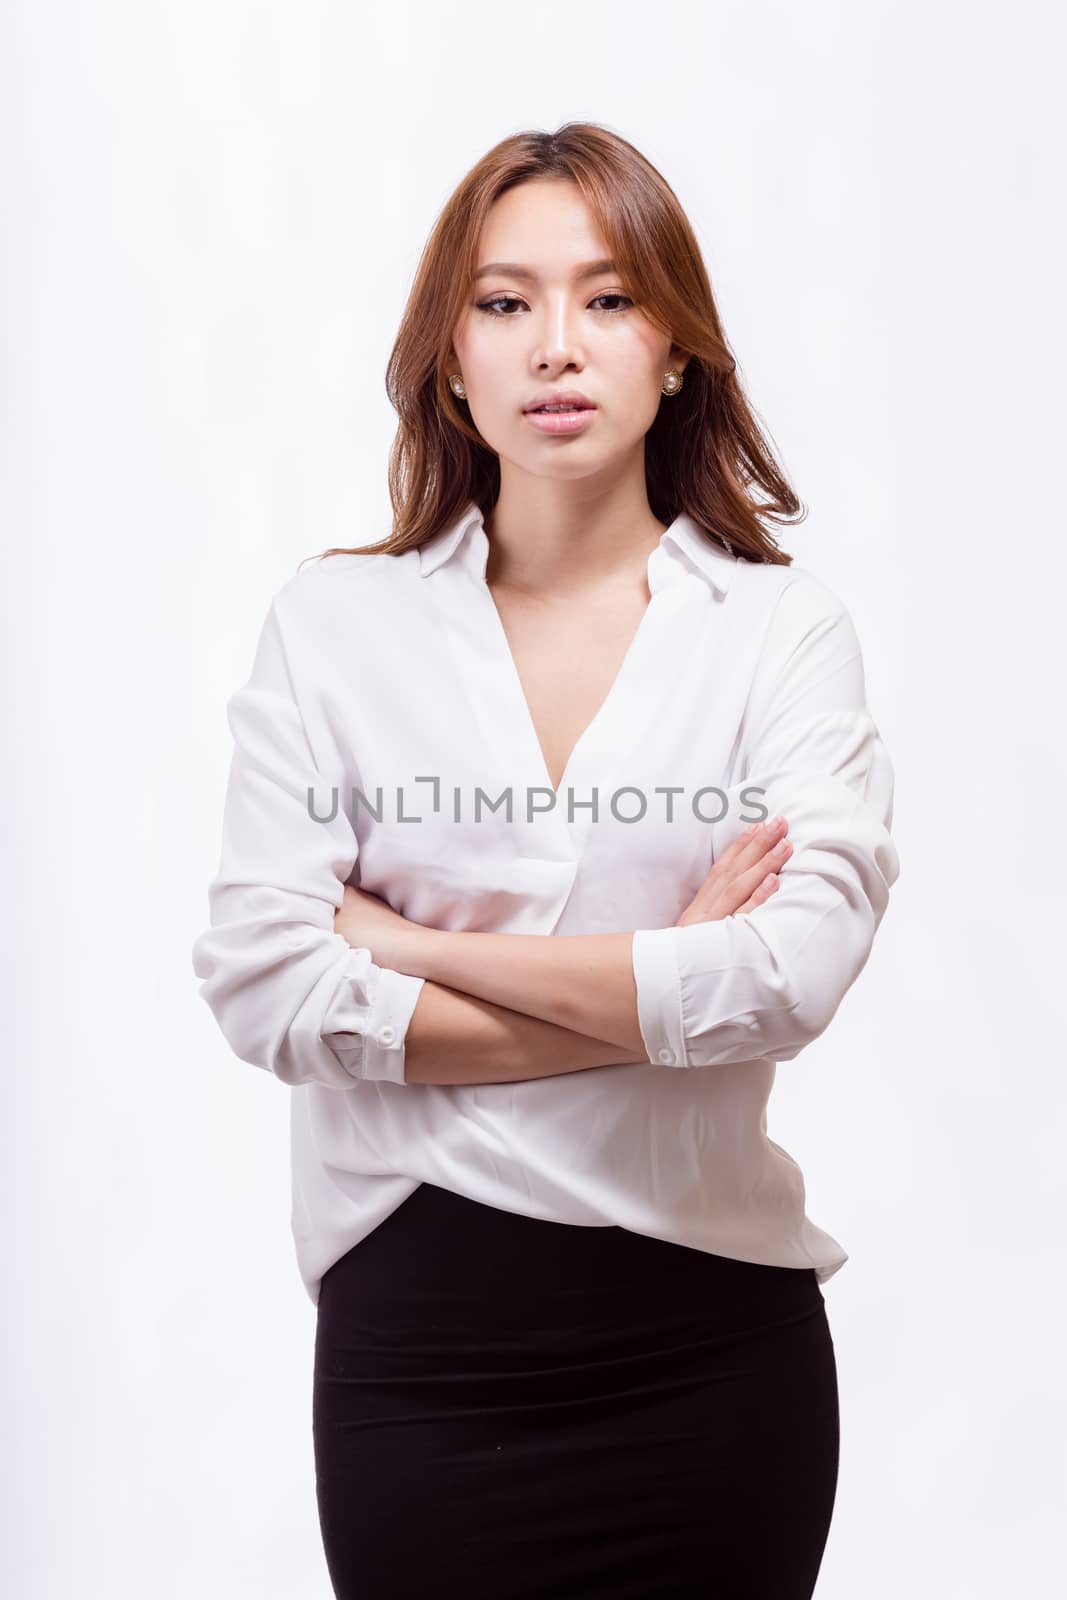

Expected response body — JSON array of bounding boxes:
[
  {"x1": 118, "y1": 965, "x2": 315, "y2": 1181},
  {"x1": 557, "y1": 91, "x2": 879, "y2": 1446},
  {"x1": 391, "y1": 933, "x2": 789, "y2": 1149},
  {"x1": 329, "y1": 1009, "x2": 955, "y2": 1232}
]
[{"x1": 191, "y1": 499, "x2": 899, "y2": 1302}]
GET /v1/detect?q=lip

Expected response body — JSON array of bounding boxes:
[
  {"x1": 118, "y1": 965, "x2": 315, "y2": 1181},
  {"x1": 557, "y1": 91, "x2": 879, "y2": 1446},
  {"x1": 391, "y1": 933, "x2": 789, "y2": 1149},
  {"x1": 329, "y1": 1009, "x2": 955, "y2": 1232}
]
[
  {"x1": 523, "y1": 407, "x2": 596, "y2": 436},
  {"x1": 523, "y1": 388, "x2": 595, "y2": 412}
]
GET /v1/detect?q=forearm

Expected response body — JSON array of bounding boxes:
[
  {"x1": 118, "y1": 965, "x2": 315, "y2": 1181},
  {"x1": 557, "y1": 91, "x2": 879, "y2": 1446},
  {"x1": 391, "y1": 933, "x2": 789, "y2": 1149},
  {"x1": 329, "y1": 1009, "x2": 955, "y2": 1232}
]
[
  {"x1": 402, "y1": 977, "x2": 645, "y2": 1085},
  {"x1": 410, "y1": 928, "x2": 646, "y2": 1056}
]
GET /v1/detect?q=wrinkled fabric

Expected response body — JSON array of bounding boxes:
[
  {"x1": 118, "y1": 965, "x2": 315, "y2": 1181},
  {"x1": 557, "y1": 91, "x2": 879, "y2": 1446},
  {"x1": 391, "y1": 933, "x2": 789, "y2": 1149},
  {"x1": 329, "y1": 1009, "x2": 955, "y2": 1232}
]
[{"x1": 191, "y1": 499, "x2": 899, "y2": 1302}]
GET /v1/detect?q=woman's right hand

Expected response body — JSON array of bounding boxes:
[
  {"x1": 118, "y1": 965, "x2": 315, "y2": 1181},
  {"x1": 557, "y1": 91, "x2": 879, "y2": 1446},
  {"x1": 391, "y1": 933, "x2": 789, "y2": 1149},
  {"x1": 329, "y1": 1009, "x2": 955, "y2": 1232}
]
[{"x1": 676, "y1": 816, "x2": 793, "y2": 926}]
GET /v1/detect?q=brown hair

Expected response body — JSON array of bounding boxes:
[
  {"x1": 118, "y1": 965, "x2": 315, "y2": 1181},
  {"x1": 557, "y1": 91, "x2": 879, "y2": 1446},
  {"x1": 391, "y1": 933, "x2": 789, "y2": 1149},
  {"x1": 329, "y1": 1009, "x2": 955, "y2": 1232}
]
[{"x1": 306, "y1": 121, "x2": 802, "y2": 571}]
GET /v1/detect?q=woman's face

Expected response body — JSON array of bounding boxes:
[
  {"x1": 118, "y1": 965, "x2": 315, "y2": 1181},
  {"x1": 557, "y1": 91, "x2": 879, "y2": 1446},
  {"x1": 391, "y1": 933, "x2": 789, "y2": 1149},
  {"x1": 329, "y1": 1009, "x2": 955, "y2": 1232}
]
[{"x1": 449, "y1": 178, "x2": 687, "y2": 483}]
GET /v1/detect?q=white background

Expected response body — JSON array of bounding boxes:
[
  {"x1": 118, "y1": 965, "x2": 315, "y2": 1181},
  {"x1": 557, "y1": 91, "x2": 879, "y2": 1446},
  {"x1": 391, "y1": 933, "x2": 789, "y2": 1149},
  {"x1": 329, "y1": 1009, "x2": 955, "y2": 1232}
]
[{"x1": 4, "y1": 2, "x2": 1064, "y2": 1594}]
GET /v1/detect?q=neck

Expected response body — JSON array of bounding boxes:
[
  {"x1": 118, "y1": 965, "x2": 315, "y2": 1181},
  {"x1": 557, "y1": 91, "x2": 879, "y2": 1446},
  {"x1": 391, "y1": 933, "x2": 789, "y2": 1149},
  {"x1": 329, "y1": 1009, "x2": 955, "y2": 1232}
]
[{"x1": 484, "y1": 469, "x2": 666, "y2": 597}]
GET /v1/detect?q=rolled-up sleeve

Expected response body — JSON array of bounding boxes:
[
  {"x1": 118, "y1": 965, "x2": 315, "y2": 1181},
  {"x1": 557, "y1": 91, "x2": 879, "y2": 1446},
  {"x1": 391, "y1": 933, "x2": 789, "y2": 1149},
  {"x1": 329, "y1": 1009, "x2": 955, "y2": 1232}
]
[
  {"x1": 631, "y1": 575, "x2": 900, "y2": 1069},
  {"x1": 191, "y1": 593, "x2": 425, "y2": 1088}
]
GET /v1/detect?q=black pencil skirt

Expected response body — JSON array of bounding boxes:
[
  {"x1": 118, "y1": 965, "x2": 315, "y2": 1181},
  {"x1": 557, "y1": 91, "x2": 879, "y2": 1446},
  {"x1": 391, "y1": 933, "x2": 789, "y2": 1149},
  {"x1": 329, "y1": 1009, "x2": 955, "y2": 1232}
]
[{"x1": 312, "y1": 1181, "x2": 839, "y2": 1599}]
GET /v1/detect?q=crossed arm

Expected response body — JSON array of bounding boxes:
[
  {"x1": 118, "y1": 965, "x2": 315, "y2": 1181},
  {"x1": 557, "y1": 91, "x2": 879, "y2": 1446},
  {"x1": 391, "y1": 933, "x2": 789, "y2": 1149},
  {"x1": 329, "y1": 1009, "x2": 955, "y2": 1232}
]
[
  {"x1": 334, "y1": 819, "x2": 794, "y2": 1085},
  {"x1": 194, "y1": 581, "x2": 897, "y2": 1092}
]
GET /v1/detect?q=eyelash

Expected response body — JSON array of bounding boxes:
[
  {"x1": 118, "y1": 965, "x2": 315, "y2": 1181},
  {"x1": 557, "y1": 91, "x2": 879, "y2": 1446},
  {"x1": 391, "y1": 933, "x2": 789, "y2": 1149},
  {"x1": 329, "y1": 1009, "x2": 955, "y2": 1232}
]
[{"x1": 475, "y1": 292, "x2": 634, "y2": 318}]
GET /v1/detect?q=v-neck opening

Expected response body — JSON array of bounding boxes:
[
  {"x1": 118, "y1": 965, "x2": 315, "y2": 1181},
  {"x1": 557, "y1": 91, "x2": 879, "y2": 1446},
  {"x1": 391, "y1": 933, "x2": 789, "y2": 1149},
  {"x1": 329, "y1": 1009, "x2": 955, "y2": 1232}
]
[
  {"x1": 423, "y1": 515, "x2": 715, "y2": 852},
  {"x1": 480, "y1": 577, "x2": 660, "y2": 800}
]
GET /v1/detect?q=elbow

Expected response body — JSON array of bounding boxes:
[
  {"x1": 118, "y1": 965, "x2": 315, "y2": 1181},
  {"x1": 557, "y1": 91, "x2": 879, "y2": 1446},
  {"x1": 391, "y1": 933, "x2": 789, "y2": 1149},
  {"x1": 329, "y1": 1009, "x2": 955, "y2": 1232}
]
[
  {"x1": 192, "y1": 937, "x2": 301, "y2": 1085},
  {"x1": 682, "y1": 955, "x2": 828, "y2": 1068},
  {"x1": 671, "y1": 770, "x2": 899, "y2": 1070},
  {"x1": 192, "y1": 910, "x2": 419, "y2": 1090},
  {"x1": 680, "y1": 894, "x2": 879, "y2": 1068},
  {"x1": 191, "y1": 922, "x2": 360, "y2": 1090},
  {"x1": 779, "y1": 980, "x2": 844, "y2": 1059},
  {"x1": 681, "y1": 963, "x2": 837, "y2": 1069},
  {"x1": 756, "y1": 899, "x2": 880, "y2": 1061}
]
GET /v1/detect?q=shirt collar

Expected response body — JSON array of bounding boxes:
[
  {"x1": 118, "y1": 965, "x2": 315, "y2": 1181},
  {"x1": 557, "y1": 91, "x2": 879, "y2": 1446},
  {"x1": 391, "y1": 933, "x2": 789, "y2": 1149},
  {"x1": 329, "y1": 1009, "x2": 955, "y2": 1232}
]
[{"x1": 417, "y1": 500, "x2": 736, "y2": 595}]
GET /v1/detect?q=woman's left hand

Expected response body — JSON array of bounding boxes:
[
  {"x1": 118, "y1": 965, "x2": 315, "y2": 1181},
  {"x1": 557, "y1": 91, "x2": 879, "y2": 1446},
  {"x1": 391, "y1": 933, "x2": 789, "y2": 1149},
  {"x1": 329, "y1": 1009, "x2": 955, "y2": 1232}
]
[{"x1": 334, "y1": 884, "x2": 425, "y2": 974}]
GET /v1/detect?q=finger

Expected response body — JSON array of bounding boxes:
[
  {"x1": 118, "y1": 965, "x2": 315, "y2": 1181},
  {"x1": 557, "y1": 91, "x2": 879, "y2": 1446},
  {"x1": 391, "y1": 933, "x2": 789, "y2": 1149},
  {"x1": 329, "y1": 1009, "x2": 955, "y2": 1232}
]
[
  {"x1": 685, "y1": 821, "x2": 792, "y2": 924},
  {"x1": 736, "y1": 816, "x2": 788, "y2": 861},
  {"x1": 733, "y1": 838, "x2": 792, "y2": 898},
  {"x1": 736, "y1": 872, "x2": 780, "y2": 914},
  {"x1": 715, "y1": 819, "x2": 786, "y2": 880}
]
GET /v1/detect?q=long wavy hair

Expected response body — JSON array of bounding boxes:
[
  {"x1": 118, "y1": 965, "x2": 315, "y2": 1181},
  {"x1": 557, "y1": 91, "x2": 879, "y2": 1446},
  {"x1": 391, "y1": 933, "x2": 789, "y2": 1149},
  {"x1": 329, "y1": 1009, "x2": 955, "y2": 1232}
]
[{"x1": 308, "y1": 121, "x2": 803, "y2": 570}]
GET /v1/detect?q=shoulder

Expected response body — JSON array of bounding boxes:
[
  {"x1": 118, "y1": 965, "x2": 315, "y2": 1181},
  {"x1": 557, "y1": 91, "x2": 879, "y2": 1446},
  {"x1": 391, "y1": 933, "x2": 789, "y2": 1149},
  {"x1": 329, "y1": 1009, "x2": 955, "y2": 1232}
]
[
  {"x1": 739, "y1": 558, "x2": 854, "y2": 632},
  {"x1": 271, "y1": 546, "x2": 418, "y2": 627},
  {"x1": 737, "y1": 557, "x2": 849, "y2": 622},
  {"x1": 740, "y1": 560, "x2": 863, "y2": 676}
]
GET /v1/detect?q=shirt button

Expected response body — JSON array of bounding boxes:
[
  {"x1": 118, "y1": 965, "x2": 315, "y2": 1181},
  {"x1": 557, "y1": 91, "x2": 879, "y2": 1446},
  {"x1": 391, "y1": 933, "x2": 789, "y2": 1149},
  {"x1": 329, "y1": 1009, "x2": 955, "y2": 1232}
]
[
  {"x1": 376, "y1": 1024, "x2": 397, "y2": 1046},
  {"x1": 657, "y1": 1047, "x2": 676, "y2": 1065}
]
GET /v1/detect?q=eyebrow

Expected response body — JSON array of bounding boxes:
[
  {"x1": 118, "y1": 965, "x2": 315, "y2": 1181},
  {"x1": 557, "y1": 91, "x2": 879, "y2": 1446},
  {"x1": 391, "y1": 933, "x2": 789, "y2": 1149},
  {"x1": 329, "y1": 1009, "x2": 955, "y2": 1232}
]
[{"x1": 473, "y1": 258, "x2": 618, "y2": 282}]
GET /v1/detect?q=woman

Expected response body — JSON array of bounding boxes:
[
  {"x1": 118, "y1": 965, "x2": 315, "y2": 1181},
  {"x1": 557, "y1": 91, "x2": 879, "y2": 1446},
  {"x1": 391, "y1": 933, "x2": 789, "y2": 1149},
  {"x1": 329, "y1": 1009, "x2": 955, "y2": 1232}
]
[{"x1": 192, "y1": 122, "x2": 899, "y2": 1597}]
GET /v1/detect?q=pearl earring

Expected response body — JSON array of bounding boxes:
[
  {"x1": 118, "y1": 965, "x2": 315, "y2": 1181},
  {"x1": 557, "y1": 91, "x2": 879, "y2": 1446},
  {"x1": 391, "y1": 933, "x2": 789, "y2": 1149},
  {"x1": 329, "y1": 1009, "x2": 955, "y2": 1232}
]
[
  {"x1": 448, "y1": 375, "x2": 467, "y2": 400},
  {"x1": 661, "y1": 369, "x2": 683, "y2": 396}
]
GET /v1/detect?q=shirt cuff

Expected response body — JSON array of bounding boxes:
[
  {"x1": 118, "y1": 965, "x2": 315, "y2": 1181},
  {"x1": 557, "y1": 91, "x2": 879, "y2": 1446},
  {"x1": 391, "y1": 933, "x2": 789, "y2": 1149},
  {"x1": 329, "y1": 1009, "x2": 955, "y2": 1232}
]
[
  {"x1": 323, "y1": 960, "x2": 427, "y2": 1085},
  {"x1": 631, "y1": 928, "x2": 688, "y2": 1068}
]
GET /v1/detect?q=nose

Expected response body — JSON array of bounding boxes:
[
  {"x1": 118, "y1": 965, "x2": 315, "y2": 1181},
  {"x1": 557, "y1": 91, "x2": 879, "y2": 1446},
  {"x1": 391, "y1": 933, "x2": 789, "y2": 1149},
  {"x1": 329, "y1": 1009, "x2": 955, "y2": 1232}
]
[{"x1": 532, "y1": 292, "x2": 586, "y2": 372}]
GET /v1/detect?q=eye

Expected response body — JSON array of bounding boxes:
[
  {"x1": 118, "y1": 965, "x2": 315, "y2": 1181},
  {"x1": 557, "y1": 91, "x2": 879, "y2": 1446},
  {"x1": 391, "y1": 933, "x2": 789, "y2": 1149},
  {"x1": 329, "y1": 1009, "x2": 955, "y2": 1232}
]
[
  {"x1": 475, "y1": 292, "x2": 634, "y2": 318},
  {"x1": 475, "y1": 295, "x2": 525, "y2": 317}
]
